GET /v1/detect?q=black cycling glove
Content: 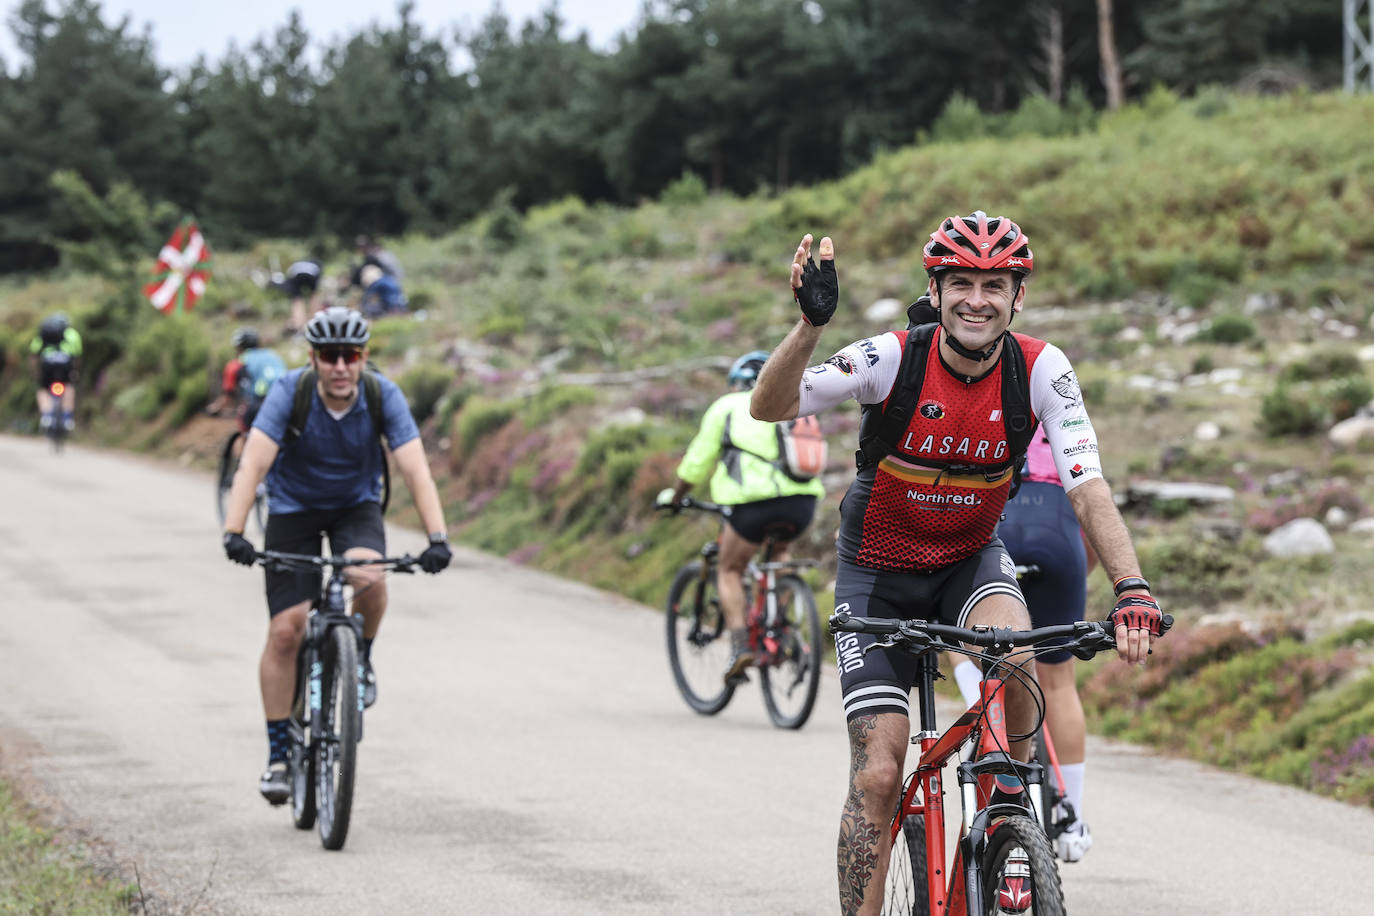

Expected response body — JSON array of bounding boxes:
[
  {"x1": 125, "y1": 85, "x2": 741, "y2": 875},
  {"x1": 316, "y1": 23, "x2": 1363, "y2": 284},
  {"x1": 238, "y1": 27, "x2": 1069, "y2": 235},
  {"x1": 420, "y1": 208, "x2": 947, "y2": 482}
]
[
  {"x1": 794, "y1": 255, "x2": 839, "y2": 327},
  {"x1": 418, "y1": 536, "x2": 452, "y2": 574},
  {"x1": 223, "y1": 531, "x2": 257, "y2": 566}
]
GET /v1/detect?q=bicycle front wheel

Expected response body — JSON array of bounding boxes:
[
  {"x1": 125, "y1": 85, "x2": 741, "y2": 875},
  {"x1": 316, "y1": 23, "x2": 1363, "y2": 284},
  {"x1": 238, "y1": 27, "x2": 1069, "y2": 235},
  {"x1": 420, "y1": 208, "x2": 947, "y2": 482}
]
[
  {"x1": 883, "y1": 813, "x2": 930, "y2": 916},
  {"x1": 759, "y1": 574, "x2": 822, "y2": 729},
  {"x1": 315, "y1": 627, "x2": 360, "y2": 850},
  {"x1": 979, "y1": 814, "x2": 1065, "y2": 915},
  {"x1": 1032, "y1": 731, "x2": 1066, "y2": 842},
  {"x1": 215, "y1": 432, "x2": 240, "y2": 526},
  {"x1": 665, "y1": 561, "x2": 735, "y2": 715}
]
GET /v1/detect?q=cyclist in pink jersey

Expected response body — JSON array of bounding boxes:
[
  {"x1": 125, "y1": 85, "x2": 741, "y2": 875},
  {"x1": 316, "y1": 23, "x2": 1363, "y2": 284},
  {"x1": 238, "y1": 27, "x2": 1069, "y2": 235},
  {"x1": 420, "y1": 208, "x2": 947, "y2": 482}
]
[
  {"x1": 751, "y1": 214, "x2": 1164, "y2": 916},
  {"x1": 953, "y1": 428, "x2": 1097, "y2": 862}
]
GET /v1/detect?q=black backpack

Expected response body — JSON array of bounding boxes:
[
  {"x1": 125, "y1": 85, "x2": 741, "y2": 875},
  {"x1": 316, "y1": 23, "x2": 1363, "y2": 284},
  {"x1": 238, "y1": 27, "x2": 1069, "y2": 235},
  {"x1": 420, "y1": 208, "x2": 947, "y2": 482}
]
[
  {"x1": 284, "y1": 367, "x2": 391, "y2": 512},
  {"x1": 854, "y1": 318, "x2": 1037, "y2": 495}
]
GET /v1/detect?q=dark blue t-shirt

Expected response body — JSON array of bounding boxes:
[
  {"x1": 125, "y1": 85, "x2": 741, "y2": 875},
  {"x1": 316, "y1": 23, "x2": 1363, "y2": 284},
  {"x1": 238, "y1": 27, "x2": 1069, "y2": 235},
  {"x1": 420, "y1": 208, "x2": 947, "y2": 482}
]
[{"x1": 253, "y1": 367, "x2": 420, "y2": 514}]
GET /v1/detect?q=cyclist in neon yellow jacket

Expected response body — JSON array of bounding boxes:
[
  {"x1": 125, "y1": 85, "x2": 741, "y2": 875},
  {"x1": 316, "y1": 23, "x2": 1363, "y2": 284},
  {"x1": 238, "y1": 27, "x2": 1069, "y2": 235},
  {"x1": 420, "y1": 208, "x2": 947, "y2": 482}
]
[
  {"x1": 657, "y1": 351, "x2": 825, "y2": 683},
  {"x1": 30, "y1": 313, "x2": 82, "y2": 432}
]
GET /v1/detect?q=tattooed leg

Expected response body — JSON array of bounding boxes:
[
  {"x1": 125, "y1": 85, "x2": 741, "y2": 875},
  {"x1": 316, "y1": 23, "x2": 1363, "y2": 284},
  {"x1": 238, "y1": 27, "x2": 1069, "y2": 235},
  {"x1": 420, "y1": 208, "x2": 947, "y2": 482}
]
[{"x1": 837, "y1": 712, "x2": 908, "y2": 916}]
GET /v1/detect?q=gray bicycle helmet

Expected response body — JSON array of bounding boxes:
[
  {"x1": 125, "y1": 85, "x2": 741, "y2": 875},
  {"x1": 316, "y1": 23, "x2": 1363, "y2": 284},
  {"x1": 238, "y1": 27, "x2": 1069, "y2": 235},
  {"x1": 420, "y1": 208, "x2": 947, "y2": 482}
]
[
  {"x1": 39, "y1": 313, "x2": 69, "y2": 344},
  {"x1": 303, "y1": 306, "x2": 370, "y2": 347},
  {"x1": 232, "y1": 327, "x2": 260, "y2": 350}
]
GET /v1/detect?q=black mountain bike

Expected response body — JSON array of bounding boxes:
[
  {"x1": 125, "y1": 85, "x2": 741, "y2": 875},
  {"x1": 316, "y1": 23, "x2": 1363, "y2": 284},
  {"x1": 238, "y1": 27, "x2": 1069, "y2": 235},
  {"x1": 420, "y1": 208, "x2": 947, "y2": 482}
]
[
  {"x1": 257, "y1": 550, "x2": 417, "y2": 850},
  {"x1": 217, "y1": 428, "x2": 268, "y2": 533},
  {"x1": 659, "y1": 497, "x2": 823, "y2": 729}
]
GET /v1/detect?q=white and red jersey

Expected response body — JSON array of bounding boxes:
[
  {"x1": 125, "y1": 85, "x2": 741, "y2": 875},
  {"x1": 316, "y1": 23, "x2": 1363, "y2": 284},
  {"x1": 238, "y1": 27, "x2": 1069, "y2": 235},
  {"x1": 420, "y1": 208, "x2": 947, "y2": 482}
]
[{"x1": 798, "y1": 328, "x2": 1101, "y2": 571}]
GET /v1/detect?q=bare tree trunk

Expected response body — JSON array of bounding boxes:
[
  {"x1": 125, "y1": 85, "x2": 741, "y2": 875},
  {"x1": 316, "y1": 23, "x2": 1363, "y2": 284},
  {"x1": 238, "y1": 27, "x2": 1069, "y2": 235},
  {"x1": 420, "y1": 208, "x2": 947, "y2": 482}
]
[
  {"x1": 1034, "y1": 3, "x2": 1065, "y2": 103},
  {"x1": 1096, "y1": 0, "x2": 1124, "y2": 109}
]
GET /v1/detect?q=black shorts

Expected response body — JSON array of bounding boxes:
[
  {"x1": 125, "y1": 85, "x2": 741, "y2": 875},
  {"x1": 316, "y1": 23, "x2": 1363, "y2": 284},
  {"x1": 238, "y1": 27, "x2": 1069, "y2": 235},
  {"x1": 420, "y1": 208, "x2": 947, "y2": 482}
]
[
  {"x1": 37, "y1": 356, "x2": 75, "y2": 387},
  {"x1": 724, "y1": 494, "x2": 817, "y2": 544},
  {"x1": 997, "y1": 481, "x2": 1087, "y2": 664},
  {"x1": 833, "y1": 541, "x2": 1023, "y2": 722},
  {"x1": 263, "y1": 502, "x2": 386, "y2": 615}
]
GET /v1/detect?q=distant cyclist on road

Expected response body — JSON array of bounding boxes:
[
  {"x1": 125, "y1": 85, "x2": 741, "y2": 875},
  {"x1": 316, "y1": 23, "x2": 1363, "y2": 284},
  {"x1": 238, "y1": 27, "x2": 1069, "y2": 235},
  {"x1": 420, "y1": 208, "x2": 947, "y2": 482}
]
[
  {"x1": 953, "y1": 428, "x2": 1098, "y2": 862},
  {"x1": 208, "y1": 328, "x2": 286, "y2": 433},
  {"x1": 30, "y1": 313, "x2": 82, "y2": 433},
  {"x1": 219, "y1": 307, "x2": 452, "y2": 805},
  {"x1": 750, "y1": 213, "x2": 1165, "y2": 915},
  {"x1": 657, "y1": 350, "x2": 825, "y2": 685}
]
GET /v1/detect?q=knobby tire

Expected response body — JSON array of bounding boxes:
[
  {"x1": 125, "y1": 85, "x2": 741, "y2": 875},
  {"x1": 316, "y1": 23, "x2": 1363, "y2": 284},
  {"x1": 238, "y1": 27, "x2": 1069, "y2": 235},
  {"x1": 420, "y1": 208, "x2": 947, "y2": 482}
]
[
  {"x1": 315, "y1": 626, "x2": 360, "y2": 850},
  {"x1": 664, "y1": 561, "x2": 734, "y2": 715},
  {"x1": 289, "y1": 648, "x2": 317, "y2": 830},
  {"x1": 759, "y1": 574, "x2": 822, "y2": 729},
  {"x1": 979, "y1": 814, "x2": 1065, "y2": 916},
  {"x1": 882, "y1": 811, "x2": 930, "y2": 916}
]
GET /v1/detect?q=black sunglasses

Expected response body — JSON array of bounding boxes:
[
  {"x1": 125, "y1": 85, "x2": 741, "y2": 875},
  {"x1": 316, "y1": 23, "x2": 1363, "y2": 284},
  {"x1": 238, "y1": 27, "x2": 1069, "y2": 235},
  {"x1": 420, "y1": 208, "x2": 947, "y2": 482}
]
[{"x1": 315, "y1": 346, "x2": 363, "y2": 365}]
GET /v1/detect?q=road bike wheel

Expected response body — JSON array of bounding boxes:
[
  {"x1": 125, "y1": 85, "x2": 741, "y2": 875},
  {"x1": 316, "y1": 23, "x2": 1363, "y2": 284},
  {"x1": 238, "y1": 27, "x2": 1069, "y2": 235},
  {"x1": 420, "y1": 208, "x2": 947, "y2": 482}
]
[
  {"x1": 664, "y1": 561, "x2": 735, "y2": 715},
  {"x1": 289, "y1": 652, "x2": 317, "y2": 830},
  {"x1": 979, "y1": 814, "x2": 1065, "y2": 916},
  {"x1": 759, "y1": 574, "x2": 822, "y2": 729},
  {"x1": 216, "y1": 432, "x2": 240, "y2": 526},
  {"x1": 882, "y1": 813, "x2": 930, "y2": 916},
  {"x1": 315, "y1": 627, "x2": 360, "y2": 850}
]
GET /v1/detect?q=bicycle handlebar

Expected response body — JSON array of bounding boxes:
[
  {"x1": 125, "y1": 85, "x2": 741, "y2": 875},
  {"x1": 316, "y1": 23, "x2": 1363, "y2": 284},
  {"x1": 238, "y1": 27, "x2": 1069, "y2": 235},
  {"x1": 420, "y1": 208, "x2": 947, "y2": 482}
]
[
  {"x1": 256, "y1": 550, "x2": 419, "y2": 574},
  {"x1": 828, "y1": 610, "x2": 1173, "y2": 660},
  {"x1": 655, "y1": 495, "x2": 726, "y2": 515}
]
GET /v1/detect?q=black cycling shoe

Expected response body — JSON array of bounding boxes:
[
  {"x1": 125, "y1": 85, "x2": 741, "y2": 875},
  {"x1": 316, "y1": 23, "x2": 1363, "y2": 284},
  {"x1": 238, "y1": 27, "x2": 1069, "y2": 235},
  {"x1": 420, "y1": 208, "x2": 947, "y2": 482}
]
[
  {"x1": 362, "y1": 659, "x2": 377, "y2": 708},
  {"x1": 259, "y1": 761, "x2": 289, "y2": 806}
]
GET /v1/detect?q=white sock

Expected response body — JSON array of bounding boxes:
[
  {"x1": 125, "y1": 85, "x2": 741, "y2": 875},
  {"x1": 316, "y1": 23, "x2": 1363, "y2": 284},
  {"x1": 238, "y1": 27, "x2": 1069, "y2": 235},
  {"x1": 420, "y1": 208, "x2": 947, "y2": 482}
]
[
  {"x1": 1058, "y1": 762, "x2": 1085, "y2": 826},
  {"x1": 953, "y1": 660, "x2": 983, "y2": 707}
]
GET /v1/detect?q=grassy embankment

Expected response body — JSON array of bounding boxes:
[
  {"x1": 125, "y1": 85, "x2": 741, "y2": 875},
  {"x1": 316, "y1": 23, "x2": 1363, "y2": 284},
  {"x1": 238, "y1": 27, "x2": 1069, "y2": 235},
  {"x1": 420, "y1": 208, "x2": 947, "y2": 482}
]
[{"x1": 2, "y1": 87, "x2": 1373, "y2": 818}]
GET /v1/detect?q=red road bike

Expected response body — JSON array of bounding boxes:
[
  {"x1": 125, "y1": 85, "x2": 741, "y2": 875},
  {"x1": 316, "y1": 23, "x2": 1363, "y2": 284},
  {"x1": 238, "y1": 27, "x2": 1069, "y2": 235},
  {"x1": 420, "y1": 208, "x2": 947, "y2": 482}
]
[{"x1": 831, "y1": 610, "x2": 1170, "y2": 915}]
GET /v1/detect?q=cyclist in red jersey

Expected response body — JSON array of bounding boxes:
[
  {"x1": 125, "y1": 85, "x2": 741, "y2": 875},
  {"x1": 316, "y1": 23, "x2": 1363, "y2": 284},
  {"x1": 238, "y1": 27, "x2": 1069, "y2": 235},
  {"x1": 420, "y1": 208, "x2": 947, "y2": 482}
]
[{"x1": 750, "y1": 213, "x2": 1165, "y2": 916}]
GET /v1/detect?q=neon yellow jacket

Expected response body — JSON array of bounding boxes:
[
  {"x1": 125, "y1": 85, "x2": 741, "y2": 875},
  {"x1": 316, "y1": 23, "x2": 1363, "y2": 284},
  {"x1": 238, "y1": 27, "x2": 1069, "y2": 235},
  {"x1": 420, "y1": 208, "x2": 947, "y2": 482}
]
[
  {"x1": 30, "y1": 327, "x2": 83, "y2": 358},
  {"x1": 676, "y1": 390, "x2": 825, "y2": 505}
]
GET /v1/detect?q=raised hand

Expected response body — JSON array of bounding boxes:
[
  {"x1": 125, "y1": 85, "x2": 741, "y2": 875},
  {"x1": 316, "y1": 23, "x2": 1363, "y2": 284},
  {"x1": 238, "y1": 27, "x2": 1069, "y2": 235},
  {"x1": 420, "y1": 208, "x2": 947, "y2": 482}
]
[{"x1": 791, "y1": 234, "x2": 838, "y2": 327}]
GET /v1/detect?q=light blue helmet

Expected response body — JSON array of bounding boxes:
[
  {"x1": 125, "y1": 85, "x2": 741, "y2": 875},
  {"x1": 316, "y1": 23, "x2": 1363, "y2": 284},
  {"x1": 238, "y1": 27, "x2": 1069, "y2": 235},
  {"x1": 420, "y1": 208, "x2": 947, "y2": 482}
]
[{"x1": 728, "y1": 350, "x2": 770, "y2": 389}]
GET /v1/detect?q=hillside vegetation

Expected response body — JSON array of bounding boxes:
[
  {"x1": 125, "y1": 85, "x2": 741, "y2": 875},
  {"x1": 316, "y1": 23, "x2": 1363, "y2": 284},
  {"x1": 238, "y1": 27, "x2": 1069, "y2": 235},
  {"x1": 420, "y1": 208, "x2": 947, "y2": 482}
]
[{"x1": 2, "y1": 87, "x2": 1372, "y2": 807}]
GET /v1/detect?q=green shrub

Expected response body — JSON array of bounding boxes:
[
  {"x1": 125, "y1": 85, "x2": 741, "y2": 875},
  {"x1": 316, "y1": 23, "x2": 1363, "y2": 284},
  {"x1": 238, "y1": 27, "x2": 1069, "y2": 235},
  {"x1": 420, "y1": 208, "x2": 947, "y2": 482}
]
[
  {"x1": 1325, "y1": 374, "x2": 1373, "y2": 421},
  {"x1": 1259, "y1": 384, "x2": 1327, "y2": 437},
  {"x1": 398, "y1": 363, "x2": 453, "y2": 424},
  {"x1": 929, "y1": 93, "x2": 993, "y2": 143},
  {"x1": 1279, "y1": 351, "x2": 1363, "y2": 383},
  {"x1": 1197, "y1": 312, "x2": 1257, "y2": 344},
  {"x1": 660, "y1": 171, "x2": 708, "y2": 207},
  {"x1": 455, "y1": 397, "x2": 516, "y2": 453}
]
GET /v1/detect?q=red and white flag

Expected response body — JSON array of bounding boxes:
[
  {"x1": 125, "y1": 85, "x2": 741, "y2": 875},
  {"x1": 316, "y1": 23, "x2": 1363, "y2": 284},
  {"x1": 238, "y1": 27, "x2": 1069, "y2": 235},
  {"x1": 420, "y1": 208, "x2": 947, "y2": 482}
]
[{"x1": 144, "y1": 221, "x2": 213, "y2": 314}]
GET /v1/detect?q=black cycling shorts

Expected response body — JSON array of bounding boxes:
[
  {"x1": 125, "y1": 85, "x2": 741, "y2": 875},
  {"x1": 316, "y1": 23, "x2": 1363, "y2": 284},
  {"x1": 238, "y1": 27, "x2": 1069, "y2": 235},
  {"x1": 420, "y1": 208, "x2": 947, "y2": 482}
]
[
  {"x1": 263, "y1": 502, "x2": 386, "y2": 615},
  {"x1": 833, "y1": 541, "x2": 1023, "y2": 722},
  {"x1": 724, "y1": 494, "x2": 817, "y2": 544},
  {"x1": 37, "y1": 355, "x2": 75, "y2": 387},
  {"x1": 997, "y1": 480, "x2": 1087, "y2": 664}
]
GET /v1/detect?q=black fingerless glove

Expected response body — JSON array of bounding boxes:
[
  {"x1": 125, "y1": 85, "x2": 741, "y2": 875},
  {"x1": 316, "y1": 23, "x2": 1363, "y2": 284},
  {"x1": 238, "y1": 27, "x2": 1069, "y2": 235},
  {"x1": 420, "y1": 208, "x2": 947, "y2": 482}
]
[
  {"x1": 223, "y1": 531, "x2": 257, "y2": 566},
  {"x1": 794, "y1": 255, "x2": 839, "y2": 327},
  {"x1": 418, "y1": 535, "x2": 452, "y2": 574},
  {"x1": 1109, "y1": 594, "x2": 1165, "y2": 636}
]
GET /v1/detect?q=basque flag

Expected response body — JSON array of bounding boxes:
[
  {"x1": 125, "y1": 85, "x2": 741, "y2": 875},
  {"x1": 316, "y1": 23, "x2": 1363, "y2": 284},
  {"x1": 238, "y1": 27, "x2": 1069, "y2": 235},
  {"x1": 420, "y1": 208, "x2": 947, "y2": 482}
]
[{"x1": 144, "y1": 220, "x2": 212, "y2": 314}]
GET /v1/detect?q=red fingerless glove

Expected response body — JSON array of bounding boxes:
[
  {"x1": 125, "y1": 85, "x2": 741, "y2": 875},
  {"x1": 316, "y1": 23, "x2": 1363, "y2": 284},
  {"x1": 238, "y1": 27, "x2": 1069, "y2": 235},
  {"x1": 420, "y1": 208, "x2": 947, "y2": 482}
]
[{"x1": 1110, "y1": 594, "x2": 1164, "y2": 636}]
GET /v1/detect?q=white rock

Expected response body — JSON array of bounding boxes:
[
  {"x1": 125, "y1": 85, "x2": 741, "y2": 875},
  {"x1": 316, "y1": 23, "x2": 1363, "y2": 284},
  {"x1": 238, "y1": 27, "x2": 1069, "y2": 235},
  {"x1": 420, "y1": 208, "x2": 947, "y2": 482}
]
[
  {"x1": 1325, "y1": 506, "x2": 1351, "y2": 530},
  {"x1": 1195, "y1": 421, "x2": 1222, "y2": 441},
  {"x1": 1262, "y1": 518, "x2": 1335, "y2": 557},
  {"x1": 1350, "y1": 517, "x2": 1374, "y2": 536},
  {"x1": 865, "y1": 298, "x2": 903, "y2": 322},
  {"x1": 1328, "y1": 416, "x2": 1374, "y2": 447},
  {"x1": 604, "y1": 407, "x2": 647, "y2": 427}
]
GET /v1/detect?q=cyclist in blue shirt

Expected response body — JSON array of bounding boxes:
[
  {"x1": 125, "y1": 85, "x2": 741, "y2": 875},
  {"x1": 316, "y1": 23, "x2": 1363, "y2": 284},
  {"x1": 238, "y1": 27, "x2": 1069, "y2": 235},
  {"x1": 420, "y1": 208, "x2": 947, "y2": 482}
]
[{"x1": 220, "y1": 307, "x2": 452, "y2": 805}]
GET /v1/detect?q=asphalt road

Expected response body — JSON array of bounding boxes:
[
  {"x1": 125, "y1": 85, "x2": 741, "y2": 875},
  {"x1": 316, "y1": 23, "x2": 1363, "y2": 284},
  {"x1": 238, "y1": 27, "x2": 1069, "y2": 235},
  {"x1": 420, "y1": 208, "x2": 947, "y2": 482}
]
[{"x1": 0, "y1": 434, "x2": 1369, "y2": 915}]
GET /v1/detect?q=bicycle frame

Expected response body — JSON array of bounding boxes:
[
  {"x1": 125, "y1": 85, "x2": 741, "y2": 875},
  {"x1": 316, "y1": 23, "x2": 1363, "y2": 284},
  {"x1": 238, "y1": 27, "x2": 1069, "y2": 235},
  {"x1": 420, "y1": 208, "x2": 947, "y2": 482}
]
[
  {"x1": 298, "y1": 568, "x2": 367, "y2": 744},
  {"x1": 896, "y1": 649, "x2": 1046, "y2": 916}
]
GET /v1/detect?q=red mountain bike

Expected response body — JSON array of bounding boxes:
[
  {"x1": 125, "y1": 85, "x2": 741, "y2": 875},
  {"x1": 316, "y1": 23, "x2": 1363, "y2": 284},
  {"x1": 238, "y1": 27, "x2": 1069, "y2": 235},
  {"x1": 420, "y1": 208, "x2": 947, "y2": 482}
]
[
  {"x1": 659, "y1": 496, "x2": 822, "y2": 729},
  {"x1": 831, "y1": 609, "x2": 1170, "y2": 915}
]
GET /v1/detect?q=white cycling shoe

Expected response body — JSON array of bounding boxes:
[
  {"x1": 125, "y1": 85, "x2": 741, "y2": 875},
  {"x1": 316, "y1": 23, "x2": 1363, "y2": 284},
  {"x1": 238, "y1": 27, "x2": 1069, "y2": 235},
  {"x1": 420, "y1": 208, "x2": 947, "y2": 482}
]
[{"x1": 1055, "y1": 822, "x2": 1093, "y2": 863}]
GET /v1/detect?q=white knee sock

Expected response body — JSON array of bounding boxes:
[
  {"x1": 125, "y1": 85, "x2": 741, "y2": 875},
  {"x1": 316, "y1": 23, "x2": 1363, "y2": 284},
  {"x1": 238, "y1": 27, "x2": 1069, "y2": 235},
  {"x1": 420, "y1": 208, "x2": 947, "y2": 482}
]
[
  {"x1": 1058, "y1": 762, "x2": 1085, "y2": 825},
  {"x1": 953, "y1": 659, "x2": 983, "y2": 707}
]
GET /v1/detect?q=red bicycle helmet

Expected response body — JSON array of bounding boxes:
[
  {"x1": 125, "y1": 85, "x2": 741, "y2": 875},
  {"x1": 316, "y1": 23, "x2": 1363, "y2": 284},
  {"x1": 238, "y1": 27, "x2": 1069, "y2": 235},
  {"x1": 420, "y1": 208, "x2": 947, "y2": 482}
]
[{"x1": 923, "y1": 210, "x2": 1033, "y2": 276}]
